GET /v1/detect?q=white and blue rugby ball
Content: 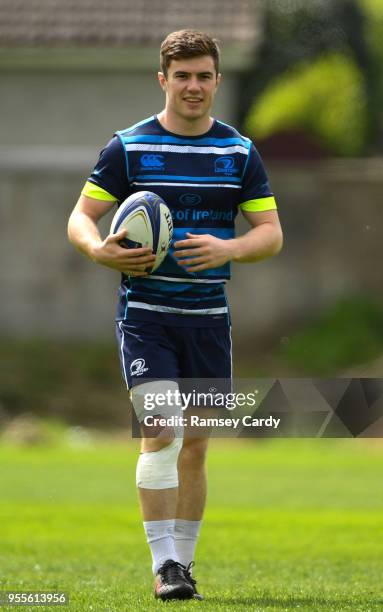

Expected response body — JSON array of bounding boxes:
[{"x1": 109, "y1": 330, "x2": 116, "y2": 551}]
[{"x1": 110, "y1": 191, "x2": 173, "y2": 272}]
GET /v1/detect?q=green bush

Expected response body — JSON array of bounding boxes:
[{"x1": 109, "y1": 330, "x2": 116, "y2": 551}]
[
  {"x1": 245, "y1": 53, "x2": 368, "y2": 156},
  {"x1": 360, "y1": 0, "x2": 383, "y2": 105},
  {"x1": 281, "y1": 296, "x2": 383, "y2": 374}
]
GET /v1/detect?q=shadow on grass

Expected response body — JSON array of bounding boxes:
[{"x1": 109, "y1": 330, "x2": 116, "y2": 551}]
[{"x1": 208, "y1": 595, "x2": 383, "y2": 608}]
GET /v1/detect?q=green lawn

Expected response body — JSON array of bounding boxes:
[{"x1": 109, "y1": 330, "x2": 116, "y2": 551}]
[{"x1": 0, "y1": 438, "x2": 382, "y2": 611}]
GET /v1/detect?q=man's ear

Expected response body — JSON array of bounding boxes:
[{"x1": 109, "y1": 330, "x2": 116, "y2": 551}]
[
  {"x1": 216, "y1": 72, "x2": 222, "y2": 90},
  {"x1": 158, "y1": 71, "x2": 167, "y2": 92}
]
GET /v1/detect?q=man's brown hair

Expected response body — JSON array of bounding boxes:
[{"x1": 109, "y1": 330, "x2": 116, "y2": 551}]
[{"x1": 160, "y1": 30, "x2": 220, "y2": 78}]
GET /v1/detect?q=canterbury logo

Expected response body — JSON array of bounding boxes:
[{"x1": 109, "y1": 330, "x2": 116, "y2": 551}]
[{"x1": 140, "y1": 154, "x2": 165, "y2": 168}]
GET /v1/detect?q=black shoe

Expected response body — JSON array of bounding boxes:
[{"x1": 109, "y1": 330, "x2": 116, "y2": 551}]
[
  {"x1": 183, "y1": 561, "x2": 204, "y2": 600},
  {"x1": 154, "y1": 559, "x2": 194, "y2": 601}
]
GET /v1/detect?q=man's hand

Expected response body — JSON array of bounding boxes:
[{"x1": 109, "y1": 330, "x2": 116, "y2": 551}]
[
  {"x1": 174, "y1": 232, "x2": 235, "y2": 272},
  {"x1": 91, "y1": 229, "x2": 156, "y2": 276}
]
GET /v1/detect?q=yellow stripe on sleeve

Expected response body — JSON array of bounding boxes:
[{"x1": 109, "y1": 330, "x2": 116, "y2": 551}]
[
  {"x1": 81, "y1": 181, "x2": 117, "y2": 202},
  {"x1": 240, "y1": 196, "x2": 277, "y2": 212}
]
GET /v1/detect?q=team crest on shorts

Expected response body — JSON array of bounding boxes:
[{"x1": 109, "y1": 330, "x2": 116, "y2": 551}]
[{"x1": 130, "y1": 358, "x2": 149, "y2": 377}]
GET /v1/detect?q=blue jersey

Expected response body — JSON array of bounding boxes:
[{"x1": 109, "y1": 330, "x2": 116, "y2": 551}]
[{"x1": 86, "y1": 115, "x2": 276, "y2": 327}]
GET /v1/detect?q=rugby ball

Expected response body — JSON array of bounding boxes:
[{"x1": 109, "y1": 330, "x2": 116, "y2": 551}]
[{"x1": 110, "y1": 191, "x2": 173, "y2": 272}]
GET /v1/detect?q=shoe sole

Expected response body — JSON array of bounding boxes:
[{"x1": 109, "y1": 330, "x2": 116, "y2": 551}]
[{"x1": 155, "y1": 585, "x2": 194, "y2": 601}]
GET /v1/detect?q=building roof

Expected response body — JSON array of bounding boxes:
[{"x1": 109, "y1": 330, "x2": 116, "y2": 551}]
[{"x1": 0, "y1": 0, "x2": 262, "y2": 48}]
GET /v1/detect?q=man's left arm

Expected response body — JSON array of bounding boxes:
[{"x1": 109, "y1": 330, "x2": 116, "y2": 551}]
[
  {"x1": 230, "y1": 209, "x2": 283, "y2": 263},
  {"x1": 174, "y1": 210, "x2": 283, "y2": 272}
]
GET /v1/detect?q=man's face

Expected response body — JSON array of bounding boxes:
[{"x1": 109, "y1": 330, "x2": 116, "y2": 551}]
[{"x1": 158, "y1": 55, "x2": 221, "y2": 122}]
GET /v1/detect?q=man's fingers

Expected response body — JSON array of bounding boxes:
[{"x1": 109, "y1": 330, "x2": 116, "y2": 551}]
[
  {"x1": 185, "y1": 263, "x2": 208, "y2": 272},
  {"x1": 123, "y1": 263, "x2": 152, "y2": 271},
  {"x1": 177, "y1": 256, "x2": 206, "y2": 266},
  {"x1": 120, "y1": 246, "x2": 154, "y2": 256},
  {"x1": 174, "y1": 247, "x2": 206, "y2": 258},
  {"x1": 106, "y1": 232, "x2": 153, "y2": 254},
  {"x1": 106, "y1": 229, "x2": 127, "y2": 243},
  {"x1": 174, "y1": 239, "x2": 202, "y2": 249},
  {"x1": 124, "y1": 270, "x2": 150, "y2": 277},
  {"x1": 119, "y1": 253, "x2": 156, "y2": 263}
]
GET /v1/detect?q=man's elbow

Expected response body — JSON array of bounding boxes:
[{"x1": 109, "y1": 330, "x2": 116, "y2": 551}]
[
  {"x1": 271, "y1": 226, "x2": 283, "y2": 256},
  {"x1": 67, "y1": 210, "x2": 84, "y2": 247},
  {"x1": 67, "y1": 213, "x2": 76, "y2": 245}
]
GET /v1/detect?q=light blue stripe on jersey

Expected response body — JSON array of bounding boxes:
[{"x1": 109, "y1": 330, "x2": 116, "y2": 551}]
[
  {"x1": 137, "y1": 279, "x2": 223, "y2": 292},
  {"x1": 115, "y1": 132, "x2": 131, "y2": 181},
  {"x1": 120, "y1": 116, "x2": 155, "y2": 133},
  {"x1": 241, "y1": 141, "x2": 252, "y2": 181},
  {"x1": 134, "y1": 174, "x2": 242, "y2": 183},
  {"x1": 172, "y1": 226, "x2": 234, "y2": 239},
  {"x1": 115, "y1": 117, "x2": 155, "y2": 180},
  {"x1": 127, "y1": 289, "x2": 224, "y2": 302},
  {"x1": 122, "y1": 135, "x2": 250, "y2": 147}
]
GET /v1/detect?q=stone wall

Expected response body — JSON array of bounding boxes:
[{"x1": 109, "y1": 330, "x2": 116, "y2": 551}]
[{"x1": 0, "y1": 70, "x2": 236, "y2": 147}]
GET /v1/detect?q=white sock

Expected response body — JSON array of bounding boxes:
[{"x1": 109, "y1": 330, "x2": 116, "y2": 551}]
[
  {"x1": 174, "y1": 519, "x2": 201, "y2": 569},
  {"x1": 143, "y1": 519, "x2": 179, "y2": 575}
]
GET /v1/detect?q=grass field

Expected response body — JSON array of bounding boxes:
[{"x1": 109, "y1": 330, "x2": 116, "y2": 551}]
[{"x1": 0, "y1": 437, "x2": 382, "y2": 611}]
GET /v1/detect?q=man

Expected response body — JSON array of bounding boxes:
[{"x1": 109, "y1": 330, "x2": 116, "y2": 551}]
[{"x1": 68, "y1": 29, "x2": 283, "y2": 601}]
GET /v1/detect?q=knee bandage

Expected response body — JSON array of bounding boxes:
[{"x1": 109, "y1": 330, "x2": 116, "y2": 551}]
[
  {"x1": 132, "y1": 380, "x2": 184, "y2": 489},
  {"x1": 136, "y1": 437, "x2": 183, "y2": 489}
]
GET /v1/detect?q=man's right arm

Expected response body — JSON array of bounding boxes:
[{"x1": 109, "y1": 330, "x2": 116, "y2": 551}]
[{"x1": 67, "y1": 194, "x2": 156, "y2": 276}]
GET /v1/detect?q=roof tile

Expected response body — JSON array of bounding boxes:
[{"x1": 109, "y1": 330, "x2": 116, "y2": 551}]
[{"x1": 0, "y1": 0, "x2": 261, "y2": 47}]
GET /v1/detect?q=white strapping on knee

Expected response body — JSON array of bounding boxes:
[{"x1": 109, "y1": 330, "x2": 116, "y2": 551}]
[{"x1": 136, "y1": 438, "x2": 183, "y2": 489}]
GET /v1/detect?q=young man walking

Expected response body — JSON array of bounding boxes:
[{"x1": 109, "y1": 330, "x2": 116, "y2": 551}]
[{"x1": 68, "y1": 29, "x2": 282, "y2": 601}]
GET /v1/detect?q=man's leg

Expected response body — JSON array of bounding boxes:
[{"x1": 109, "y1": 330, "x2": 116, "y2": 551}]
[
  {"x1": 137, "y1": 433, "x2": 180, "y2": 573},
  {"x1": 174, "y1": 437, "x2": 208, "y2": 565},
  {"x1": 131, "y1": 378, "x2": 195, "y2": 600},
  {"x1": 176, "y1": 437, "x2": 208, "y2": 521},
  {"x1": 172, "y1": 324, "x2": 231, "y2": 564},
  {"x1": 136, "y1": 432, "x2": 195, "y2": 600}
]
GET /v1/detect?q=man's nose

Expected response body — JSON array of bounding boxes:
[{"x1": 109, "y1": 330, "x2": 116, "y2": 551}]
[{"x1": 186, "y1": 77, "x2": 201, "y2": 92}]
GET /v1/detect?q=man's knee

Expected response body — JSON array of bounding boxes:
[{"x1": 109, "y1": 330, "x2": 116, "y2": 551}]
[
  {"x1": 132, "y1": 380, "x2": 185, "y2": 489},
  {"x1": 180, "y1": 437, "x2": 209, "y2": 466},
  {"x1": 136, "y1": 437, "x2": 183, "y2": 489},
  {"x1": 140, "y1": 424, "x2": 175, "y2": 453}
]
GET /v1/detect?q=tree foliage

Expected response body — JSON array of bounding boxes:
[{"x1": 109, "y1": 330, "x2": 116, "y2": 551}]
[
  {"x1": 244, "y1": 53, "x2": 368, "y2": 156},
  {"x1": 238, "y1": 0, "x2": 381, "y2": 155}
]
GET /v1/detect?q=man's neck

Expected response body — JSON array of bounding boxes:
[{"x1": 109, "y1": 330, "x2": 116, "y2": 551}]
[{"x1": 157, "y1": 110, "x2": 213, "y2": 136}]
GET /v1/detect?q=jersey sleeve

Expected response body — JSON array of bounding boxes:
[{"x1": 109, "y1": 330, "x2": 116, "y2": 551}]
[
  {"x1": 85, "y1": 136, "x2": 129, "y2": 203},
  {"x1": 239, "y1": 143, "x2": 277, "y2": 212}
]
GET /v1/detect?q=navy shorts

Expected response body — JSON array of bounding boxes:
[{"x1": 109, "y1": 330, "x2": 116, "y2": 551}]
[{"x1": 115, "y1": 320, "x2": 232, "y2": 390}]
